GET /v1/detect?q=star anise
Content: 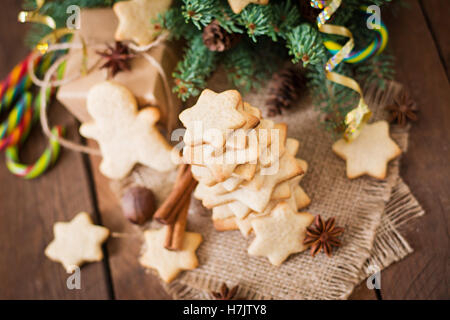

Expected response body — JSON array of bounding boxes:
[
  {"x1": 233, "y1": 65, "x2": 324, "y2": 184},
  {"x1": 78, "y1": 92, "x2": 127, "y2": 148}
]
[
  {"x1": 211, "y1": 283, "x2": 241, "y2": 300},
  {"x1": 303, "y1": 215, "x2": 344, "y2": 257},
  {"x1": 97, "y1": 41, "x2": 136, "y2": 78},
  {"x1": 385, "y1": 90, "x2": 418, "y2": 126}
]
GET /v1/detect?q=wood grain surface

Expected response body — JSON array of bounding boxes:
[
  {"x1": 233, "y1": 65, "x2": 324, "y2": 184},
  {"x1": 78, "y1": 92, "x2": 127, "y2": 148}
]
[
  {"x1": 0, "y1": 0, "x2": 448, "y2": 300},
  {"x1": 0, "y1": 2, "x2": 111, "y2": 299},
  {"x1": 379, "y1": 0, "x2": 449, "y2": 300}
]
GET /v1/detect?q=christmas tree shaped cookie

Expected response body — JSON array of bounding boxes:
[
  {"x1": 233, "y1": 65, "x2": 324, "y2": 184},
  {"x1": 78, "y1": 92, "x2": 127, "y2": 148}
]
[{"x1": 180, "y1": 88, "x2": 312, "y2": 266}]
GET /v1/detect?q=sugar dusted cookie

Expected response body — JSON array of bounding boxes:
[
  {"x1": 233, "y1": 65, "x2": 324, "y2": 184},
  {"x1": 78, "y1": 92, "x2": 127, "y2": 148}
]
[
  {"x1": 140, "y1": 227, "x2": 202, "y2": 283},
  {"x1": 80, "y1": 81, "x2": 177, "y2": 180},
  {"x1": 248, "y1": 203, "x2": 314, "y2": 266},
  {"x1": 294, "y1": 185, "x2": 311, "y2": 209},
  {"x1": 332, "y1": 120, "x2": 401, "y2": 179},
  {"x1": 114, "y1": 0, "x2": 172, "y2": 46},
  {"x1": 191, "y1": 165, "x2": 217, "y2": 186},
  {"x1": 215, "y1": 179, "x2": 311, "y2": 236},
  {"x1": 179, "y1": 89, "x2": 247, "y2": 149},
  {"x1": 228, "y1": 0, "x2": 269, "y2": 14},
  {"x1": 201, "y1": 149, "x2": 304, "y2": 212},
  {"x1": 235, "y1": 175, "x2": 310, "y2": 237},
  {"x1": 45, "y1": 212, "x2": 109, "y2": 272},
  {"x1": 213, "y1": 217, "x2": 239, "y2": 232},
  {"x1": 226, "y1": 102, "x2": 262, "y2": 150},
  {"x1": 183, "y1": 129, "x2": 258, "y2": 167}
]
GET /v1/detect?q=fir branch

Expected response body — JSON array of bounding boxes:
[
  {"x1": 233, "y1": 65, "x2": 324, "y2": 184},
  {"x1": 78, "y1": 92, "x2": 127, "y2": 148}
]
[
  {"x1": 157, "y1": 7, "x2": 197, "y2": 40},
  {"x1": 270, "y1": 0, "x2": 301, "y2": 40},
  {"x1": 355, "y1": 53, "x2": 395, "y2": 90},
  {"x1": 21, "y1": 0, "x2": 397, "y2": 133},
  {"x1": 252, "y1": 39, "x2": 286, "y2": 82},
  {"x1": 181, "y1": 0, "x2": 219, "y2": 29},
  {"x1": 223, "y1": 42, "x2": 255, "y2": 92},
  {"x1": 215, "y1": 1, "x2": 243, "y2": 34},
  {"x1": 172, "y1": 34, "x2": 217, "y2": 101},
  {"x1": 237, "y1": 4, "x2": 272, "y2": 42},
  {"x1": 307, "y1": 59, "x2": 359, "y2": 135},
  {"x1": 223, "y1": 37, "x2": 284, "y2": 93},
  {"x1": 286, "y1": 24, "x2": 327, "y2": 67}
]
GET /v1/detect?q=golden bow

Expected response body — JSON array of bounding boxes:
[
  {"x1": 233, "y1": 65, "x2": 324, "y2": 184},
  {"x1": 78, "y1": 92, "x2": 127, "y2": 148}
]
[
  {"x1": 18, "y1": 0, "x2": 72, "y2": 54},
  {"x1": 311, "y1": 0, "x2": 372, "y2": 141}
]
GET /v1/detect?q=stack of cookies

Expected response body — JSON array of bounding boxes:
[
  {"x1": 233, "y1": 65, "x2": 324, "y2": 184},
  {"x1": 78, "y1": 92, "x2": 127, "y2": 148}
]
[{"x1": 180, "y1": 89, "x2": 313, "y2": 266}]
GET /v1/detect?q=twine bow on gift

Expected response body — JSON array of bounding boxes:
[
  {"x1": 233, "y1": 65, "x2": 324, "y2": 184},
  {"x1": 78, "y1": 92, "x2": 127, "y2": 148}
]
[
  {"x1": 26, "y1": 31, "x2": 177, "y2": 157},
  {"x1": 11, "y1": 0, "x2": 176, "y2": 179}
]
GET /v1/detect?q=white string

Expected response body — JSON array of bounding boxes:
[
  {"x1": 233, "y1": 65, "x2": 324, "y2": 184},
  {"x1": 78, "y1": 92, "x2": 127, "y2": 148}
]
[
  {"x1": 141, "y1": 51, "x2": 176, "y2": 132},
  {"x1": 31, "y1": 33, "x2": 176, "y2": 155},
  {"x1": 127, "y1": 31, "x2": 169, "y2": 52},
  {"x1": 39, "y1": 54, "x2": 102, "y2": 155}
]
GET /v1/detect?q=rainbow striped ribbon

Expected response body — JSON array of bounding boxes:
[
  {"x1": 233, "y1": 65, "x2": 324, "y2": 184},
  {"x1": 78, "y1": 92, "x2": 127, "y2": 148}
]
[
  {"x1": 323, "y1": 6, "x2": 388, "y2": 63},
  {"x1": 3, "y1": 60, "x2": 66, "y2": 179},
  {"x1": 6, "y1": 126, "x2": 64, "y2": 179}
]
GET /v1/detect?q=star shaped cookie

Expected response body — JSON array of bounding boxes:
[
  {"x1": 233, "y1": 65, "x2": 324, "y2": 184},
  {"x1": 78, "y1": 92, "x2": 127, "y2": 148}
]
[
  {"x1": 179, "y1": 89, "x2": 247, "y2": 149},
  {"x1": 140, "y1": 227, "x2": 202, "y2": 283},
  {"x1": 200, "y1": 147, "x2": 304, "y2": 212},
  {"x1": 45, "y1": 212, "x2": 109, "y2": 272},
  {"x1": 80, "y1": 81, "x2": 177, "y2": 180},
  {"x1": 228, "y1": 0, "x2": 269, "y2": 14},
  {"x1": 248, "y1": 202, "x2": 314, "y2": 266},
  {"x1": 332, "y1": 120, "x2": 401, "y2": 179},
  {"x1": 114, "y1": 0, "x2": 172, "y2": 46}
]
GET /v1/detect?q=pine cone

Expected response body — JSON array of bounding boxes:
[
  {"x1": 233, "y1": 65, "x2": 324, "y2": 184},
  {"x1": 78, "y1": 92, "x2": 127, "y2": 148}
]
[
  {"x1": 202, "y1": 20, "x2": 239, "y2": 52},
  {"x1": 266, "y1": 67, "x2": 306, "y2": 116}
]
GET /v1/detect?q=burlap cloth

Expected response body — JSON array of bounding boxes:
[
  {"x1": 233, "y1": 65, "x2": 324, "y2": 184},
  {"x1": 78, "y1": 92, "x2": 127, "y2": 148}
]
[{"x1": 112, "y1": 79, "x2": 424, "y2": 299}]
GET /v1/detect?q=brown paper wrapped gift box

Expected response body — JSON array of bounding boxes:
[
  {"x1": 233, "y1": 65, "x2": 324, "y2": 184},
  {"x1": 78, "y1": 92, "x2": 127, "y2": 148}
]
[{"x1": 57, "y1": 8, "x2": 181, "y2": 127}]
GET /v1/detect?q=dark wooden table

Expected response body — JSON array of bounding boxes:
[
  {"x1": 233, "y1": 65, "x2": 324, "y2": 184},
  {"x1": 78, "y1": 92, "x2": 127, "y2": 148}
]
[{"x1": 0, "y1": 0, "x2": 448, "y2": 300}]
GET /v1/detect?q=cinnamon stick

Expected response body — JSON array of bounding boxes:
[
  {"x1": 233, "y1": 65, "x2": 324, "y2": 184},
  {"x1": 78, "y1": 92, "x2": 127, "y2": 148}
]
[
  {"x1": 175, "y1": 163, "x2": 188, "y2": 181},
  {"x1": 164, "y1": 197, "x2": 191, "y2": 250},
  {"x1": 154, "y1": 165, "x2": 192, "y2": 224},
  {"x1": 160, "y1": 178, "x2": 197, "y2": 225},
  {"x1": 160, "y1": 163, "x2": 196, "y2": 251},
  {"x1": 164, "y1": 224, "x2": 175, "y2": 249}
]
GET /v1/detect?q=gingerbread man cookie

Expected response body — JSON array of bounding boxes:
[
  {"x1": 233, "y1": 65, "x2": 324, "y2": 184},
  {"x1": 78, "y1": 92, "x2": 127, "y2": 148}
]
[{"x1": 80, "y1": 81, "x2": 177, "y2": 180}]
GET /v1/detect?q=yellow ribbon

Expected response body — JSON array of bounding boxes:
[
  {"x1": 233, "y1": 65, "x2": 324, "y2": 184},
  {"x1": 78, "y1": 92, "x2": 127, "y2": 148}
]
[
  {"x1": 18, "y1": 0, "x2": 55, "y2": 29},
  {"x1": 18, "y1": 0, "x2": 73, "y2": 54},
  {"x1": 311, "y1": 0, "x2": 371, "y2": 141}
]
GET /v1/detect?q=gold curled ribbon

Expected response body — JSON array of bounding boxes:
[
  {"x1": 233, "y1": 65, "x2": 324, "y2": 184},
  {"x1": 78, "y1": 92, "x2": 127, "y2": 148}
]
[
  {"x1": 18, "y1": 0, "x2": 56, "y2": 29},
  {"x1": 18, "y1": 0, "x2": 73, "y2": 54},
  {"x1": 311, "y1": 0, "x2": 372, "y2": 141}
]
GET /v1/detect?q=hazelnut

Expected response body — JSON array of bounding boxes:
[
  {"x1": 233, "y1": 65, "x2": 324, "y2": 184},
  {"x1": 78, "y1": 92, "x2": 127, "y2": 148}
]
[{"x1": 121, "y1": 186, "x2": 156, "y2": 225}]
